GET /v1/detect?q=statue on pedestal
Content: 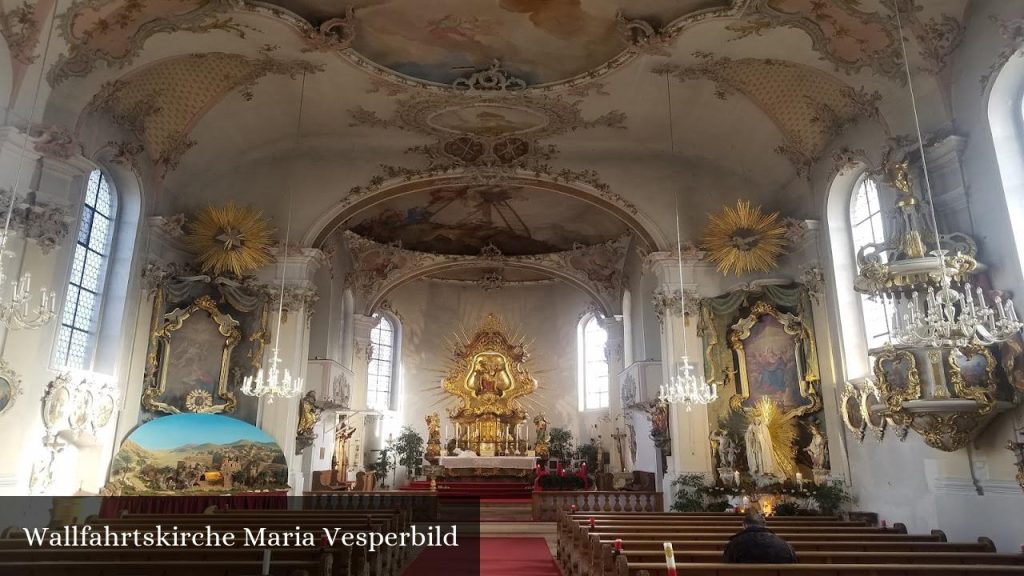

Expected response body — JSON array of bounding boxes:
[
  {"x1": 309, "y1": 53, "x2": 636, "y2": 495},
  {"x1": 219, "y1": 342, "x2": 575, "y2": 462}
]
[
  {"x1": 296, "y1": 391, "x2": 323, "y2": 454},
  {"x1": 425, "y1": 412, "x2": 442, "y2": 463},
  {"x1": 534, "y1": 413, "x2": 550, "y2": 458},
  {"x1": 804, "y1": 419, "x2": 829, "y2": 471}
]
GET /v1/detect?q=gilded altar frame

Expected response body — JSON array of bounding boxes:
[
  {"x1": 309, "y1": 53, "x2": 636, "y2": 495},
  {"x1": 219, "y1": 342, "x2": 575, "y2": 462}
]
[
  {"x1": 947, "y1": 344, "x2": 998, "y2": 413},
  {"x1": 142, "y1": 294, "x2": 241, "y2": 415},
  {"x1": 872, "y1": 347, "x2": 921, "y2": 411},
  {"x1": 728, "y1": 301, "x2": 821, "y2": 418}
]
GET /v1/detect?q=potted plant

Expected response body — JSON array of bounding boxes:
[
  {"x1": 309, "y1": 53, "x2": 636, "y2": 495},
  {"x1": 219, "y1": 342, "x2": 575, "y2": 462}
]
[
  {"x1": 548, "y1": 427, "x2": 575, "y2": 463},
  {"x1": 393, "y1": 426, "x2": 425, "y2": 480},
  {"x1": 369, "y1": 447, "x2": 393, "y2": 488}
]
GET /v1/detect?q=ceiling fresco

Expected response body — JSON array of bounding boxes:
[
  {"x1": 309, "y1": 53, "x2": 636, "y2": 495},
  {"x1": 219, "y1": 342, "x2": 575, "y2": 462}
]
[
  {"x1": 345, "y1": 183, "x2": 631, "y2": 256},
  {"x1": 266, "y1": 0, "x2": 727, "y2": 86}
]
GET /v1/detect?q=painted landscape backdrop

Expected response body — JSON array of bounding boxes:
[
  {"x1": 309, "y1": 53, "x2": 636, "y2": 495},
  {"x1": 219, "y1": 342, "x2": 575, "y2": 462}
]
[{"x1": 110, "y1": 414, "x2": 288, "y2": 494}]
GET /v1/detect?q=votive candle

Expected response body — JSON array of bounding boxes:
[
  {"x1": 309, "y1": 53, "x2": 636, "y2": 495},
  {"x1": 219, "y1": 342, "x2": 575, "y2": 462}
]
[{"x1": 614, "y1": 539, "x2": 623, "y2": 552}]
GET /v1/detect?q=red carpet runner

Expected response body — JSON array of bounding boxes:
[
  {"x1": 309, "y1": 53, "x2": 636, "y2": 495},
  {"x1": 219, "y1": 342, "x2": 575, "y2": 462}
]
[{"x1": 402, "y1": 537, "x2": 560, "y2": 576}]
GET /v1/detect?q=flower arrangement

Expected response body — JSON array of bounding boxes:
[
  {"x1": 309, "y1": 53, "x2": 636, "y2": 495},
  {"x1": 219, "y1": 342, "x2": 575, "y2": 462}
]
[{"x1": 669, "y1": 473, "x2": 852, "y2": 515}]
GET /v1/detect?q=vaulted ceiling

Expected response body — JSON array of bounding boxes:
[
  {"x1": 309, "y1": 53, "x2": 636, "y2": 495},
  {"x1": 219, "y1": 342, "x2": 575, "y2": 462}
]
[{"x1": 0, "y1": 0, "x2": 975, "y2": 291}]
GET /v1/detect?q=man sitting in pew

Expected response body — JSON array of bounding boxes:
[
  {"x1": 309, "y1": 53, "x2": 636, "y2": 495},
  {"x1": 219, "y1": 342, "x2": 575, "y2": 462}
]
[{"x1": 722, "y1": 511, "x2": 798, "y2": 564}]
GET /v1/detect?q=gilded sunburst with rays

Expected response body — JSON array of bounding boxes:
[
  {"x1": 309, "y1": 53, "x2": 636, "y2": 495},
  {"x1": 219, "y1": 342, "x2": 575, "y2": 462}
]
[
  {"x1": 185, "y1": 203, "x2": 276, "y2": 277},
  {"x1": 702, "y1": 200, "x2": 788, "y2": 276},
  {"x1": 748, "y1": 396, "x2": 797, "y2": 478}
]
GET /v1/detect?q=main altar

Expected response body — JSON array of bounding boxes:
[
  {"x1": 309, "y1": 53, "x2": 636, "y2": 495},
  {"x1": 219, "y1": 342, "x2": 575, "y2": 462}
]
[{"x1": 437, "y1": 314, "x2": 540, "y2": 477}]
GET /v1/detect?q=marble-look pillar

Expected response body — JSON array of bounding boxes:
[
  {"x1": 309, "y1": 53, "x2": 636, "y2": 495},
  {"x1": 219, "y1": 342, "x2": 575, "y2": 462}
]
[
  {"x1": 601, "y1": 315, "x2": 626, "y2": 472},
  {"x1": 646, "y1": 252, "x2": 714, "y2": 499},
  {"x1": 254, "y1": 248, "x2": 320, "y2": 495}
]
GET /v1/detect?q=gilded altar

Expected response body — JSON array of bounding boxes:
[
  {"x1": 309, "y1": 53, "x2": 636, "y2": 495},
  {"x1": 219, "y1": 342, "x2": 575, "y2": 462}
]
[{"x1": 443, "y1": 314, "x2": 537, "y2": 457}]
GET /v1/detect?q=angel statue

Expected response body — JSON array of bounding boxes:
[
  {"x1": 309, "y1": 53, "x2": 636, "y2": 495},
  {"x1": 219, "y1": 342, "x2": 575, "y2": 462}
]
[
  {"x1": 804, "y1": 419, "x2": 830, "y2": 470},
  {"x1": 426, "y1": 413, "x2": 441, "y2": 443}
]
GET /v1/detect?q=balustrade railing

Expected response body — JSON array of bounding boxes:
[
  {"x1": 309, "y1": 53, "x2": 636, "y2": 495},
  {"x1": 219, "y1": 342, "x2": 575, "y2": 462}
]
[
  {"x1": 531, "y1": 491, "x2": 663, "y2": 521},
  {"x1": 303, "y1": 491, "x2": 439, "y2": 522}
]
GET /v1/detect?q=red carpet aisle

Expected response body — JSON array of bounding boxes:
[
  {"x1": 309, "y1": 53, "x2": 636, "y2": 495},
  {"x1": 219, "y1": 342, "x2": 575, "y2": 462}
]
[{"x1": 402, "y1": 537, "x2": 560, "y2": 576}]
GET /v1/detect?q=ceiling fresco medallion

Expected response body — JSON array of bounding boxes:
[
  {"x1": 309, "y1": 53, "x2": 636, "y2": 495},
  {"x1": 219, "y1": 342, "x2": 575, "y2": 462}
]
[
  {"x1": 321, "y1": 0, "x2": 724, "y2": 87},
  {"x1": 344, "y1": 183, "x2": 631, "y2": 257},
  {"x1": 426, "y1": 104, "x2": 549, "y2": 137}
]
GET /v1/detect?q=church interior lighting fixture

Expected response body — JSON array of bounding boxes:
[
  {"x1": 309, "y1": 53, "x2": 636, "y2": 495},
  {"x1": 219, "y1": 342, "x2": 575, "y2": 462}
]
[
  {"x1": 0, "y1": 3, "x2": 60, "y2": 331},
  {"x1": 657, "y1": 76, "x2": 717, "y2": 410},
  {"x1": 856, "y1": 7, "x2": 1023, "y2": 349},
  {"x1": 241, "y1": 73, "x2": 308, "y2": 402}
]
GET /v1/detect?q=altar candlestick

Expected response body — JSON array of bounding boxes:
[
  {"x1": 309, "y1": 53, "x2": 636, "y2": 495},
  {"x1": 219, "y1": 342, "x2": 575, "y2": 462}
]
[
  {"x1": 795, "y1": 472, "x2": 803, "y2": 490},
  {"x1": 733, "y1": 471, "x2": 740, "y2": 486},
  {"x1": 663, "y1": 543, "x2": 677, "y2": 576}
]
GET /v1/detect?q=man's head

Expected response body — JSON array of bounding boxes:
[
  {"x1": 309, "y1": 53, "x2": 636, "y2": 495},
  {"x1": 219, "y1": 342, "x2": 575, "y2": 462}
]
[{"x1": 743, "y1": 511, "x2": 766, "y2": 529}]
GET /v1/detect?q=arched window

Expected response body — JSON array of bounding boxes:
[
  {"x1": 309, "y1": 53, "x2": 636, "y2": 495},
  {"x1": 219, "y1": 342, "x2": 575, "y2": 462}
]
[
  {"x1": 578, "y1": 315, "x2": 609, "y2": 411},
  {"x1": 367, "y1": 314, "x2": 397, "y2": 411},
  {"x1": 54, "y1": 170, "x2": 117, "y2": 370},
  {"x1": 849, "y1": 176, "x2": 892, "y2": 349}
]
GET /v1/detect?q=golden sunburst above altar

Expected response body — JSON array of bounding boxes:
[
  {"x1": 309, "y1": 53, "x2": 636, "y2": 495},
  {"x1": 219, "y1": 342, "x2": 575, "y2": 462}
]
[
  {"x1": 702, "y1": 200, "x2": 788, "y2": 276},
  {"x1": 185, "y1": 202, "x2": 276, "y2": 277}
]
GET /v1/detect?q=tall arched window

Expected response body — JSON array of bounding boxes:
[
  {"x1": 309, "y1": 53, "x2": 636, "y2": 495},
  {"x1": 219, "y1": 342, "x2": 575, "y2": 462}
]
[
  {"x1": 54, "y1": 169, "x2": 117, "y2": 370},
  {"x1": 367, "y1": 314, "x2": 397, "y2": 411},
  {"x1": 578, "y1": 315, "x2": 609, "y2": 411},
  {"x1": 850, "y1": 176, "x2": 892, "y2": 349}
]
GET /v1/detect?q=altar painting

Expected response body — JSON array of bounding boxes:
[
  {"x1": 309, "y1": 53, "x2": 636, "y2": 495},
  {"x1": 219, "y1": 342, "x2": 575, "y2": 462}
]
[{"x1": 741, "y1": 318, "x2": 802, "y2": 410}]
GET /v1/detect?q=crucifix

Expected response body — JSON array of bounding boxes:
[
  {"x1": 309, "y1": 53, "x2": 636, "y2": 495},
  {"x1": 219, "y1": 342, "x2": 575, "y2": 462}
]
[{"x1": 610, "y1": 427, "x2": 628, "y2": 473}]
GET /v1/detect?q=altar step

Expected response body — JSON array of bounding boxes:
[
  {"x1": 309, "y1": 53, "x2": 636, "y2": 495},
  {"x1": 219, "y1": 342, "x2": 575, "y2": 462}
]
[{"x1": 402, "y1": 480, "x2": 533, "y2": 500}]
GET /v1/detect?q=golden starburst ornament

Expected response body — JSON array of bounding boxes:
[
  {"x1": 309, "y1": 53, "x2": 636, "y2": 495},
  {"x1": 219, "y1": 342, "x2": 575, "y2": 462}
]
[
  {"x1": 702, "y1": 200, "x2": 788, "y2": 276},
  {"x1": 186, "y1": 203, "x2": 275, "y2": 277}
]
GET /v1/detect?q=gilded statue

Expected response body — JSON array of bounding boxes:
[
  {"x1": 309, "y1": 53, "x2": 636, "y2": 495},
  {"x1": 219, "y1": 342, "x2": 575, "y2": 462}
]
[
  {"x1": 468, "y1": 353, "x2": 514, "y2": 398},
  {"x1": 297, "y1": 391, "x2": 323, "y2": 438},
  {"x1": 425, "y1": 412, "x2": 442, "y2": 463},
  {"x1": 533, "y1": 413, "x2": 550, "y2": 444},
  {"x1": 334, "y1": 419, "x2": 357, "y2": 480}
]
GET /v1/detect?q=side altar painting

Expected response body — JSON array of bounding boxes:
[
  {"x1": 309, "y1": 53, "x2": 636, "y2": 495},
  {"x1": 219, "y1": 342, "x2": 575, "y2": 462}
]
[
  {"x1": 699, "y1": 285, "x2": 829, "y2": 486},
  {"x1": 442, "y1": 314, "x2": 539, "y2": 461},
  {"x1": 109, "y1": 414, "x2": 289, "y2": 494}
]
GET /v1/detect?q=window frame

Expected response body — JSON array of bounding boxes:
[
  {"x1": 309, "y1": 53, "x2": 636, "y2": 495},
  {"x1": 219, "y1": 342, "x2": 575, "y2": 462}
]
[
  {"x1": 53, "y1": 169, "x2": 118, "y2": 371},
  {"x1": 367, "y1": 313, "x2": 399, "y2": 412},
  {"x1": 578, "y1": 314, "x2": 610, "y2": 412},
  {"x1": 848, "y1": 175, "x2": 893, "y2": 350}
]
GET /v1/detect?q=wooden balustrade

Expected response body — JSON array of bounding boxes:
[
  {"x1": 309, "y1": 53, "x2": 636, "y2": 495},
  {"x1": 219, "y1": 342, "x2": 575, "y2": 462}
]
[
  {"x1": 303, "y1": 491, "x2": 439, "y2": 522},
  {"x1": 532, "y1": 491, "x2": 663, "y2": 521}
]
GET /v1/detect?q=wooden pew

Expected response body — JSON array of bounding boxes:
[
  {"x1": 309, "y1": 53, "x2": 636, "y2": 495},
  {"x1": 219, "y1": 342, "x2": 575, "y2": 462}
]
[
  {"x1": 611, "y1": 558, "x2": 1024, "y2": 576},
  {"x1": 0, "y1": 559, "x2": 327, "y2": 576}
]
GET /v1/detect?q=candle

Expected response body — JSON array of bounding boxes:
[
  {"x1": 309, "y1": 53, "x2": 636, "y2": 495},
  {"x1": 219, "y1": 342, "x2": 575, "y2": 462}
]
[
  {"x1": 733, "y1": 471, "x2": 740, "y2": 485},
  {"x1": 571, "y1": 504, "x2": 577, "y2": 513},
  {"x1": 881, "y1": 520, "x2": 887, "y2": 529},
  {"x1": 663, "y1": 542, "x2": 677, "y2": 576},
  {"x1": 614, "y1": 539, "x2": 623, "y2": 552},
  {"x1": 795, "y1": 472, "x2": 803, "y2": 489},
  {"x1": 589, "y1": 517, "x2": 596, "y2": 528},
  {"x1": 261, "y1": 549, "x2": 271, "y2": 575}
]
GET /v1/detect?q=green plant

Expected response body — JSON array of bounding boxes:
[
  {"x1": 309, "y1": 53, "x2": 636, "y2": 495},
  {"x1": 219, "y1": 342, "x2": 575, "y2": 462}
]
[
  {"x1": 393, "y1": 426, "x2": 425, "y2": 478},
  {"x1": 670, "y1": 473, "x2": 707, "y2": 512},
  {"x1": 772, "y1": 502, "x2": 804, "y2": 516},
  {"x1": 369, "y1": 447, "x2": 393, "y2": 486},
  {"x1": 548, "y1": 427, "x2": 575, "y2": 462},
  {"x1": 806, "y1": 481, "x2": 853, "y2": 516},
  {"x1": 575, "y1": 439, "x2": 600, "y2": 471},
  {"x1": 538, "y1": 474, "x2": 585, "y2": 491}
]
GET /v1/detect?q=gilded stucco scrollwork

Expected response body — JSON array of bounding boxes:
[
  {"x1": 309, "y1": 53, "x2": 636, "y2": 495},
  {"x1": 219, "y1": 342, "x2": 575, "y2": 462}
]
[
  {"x1": 947, "y1": 345, "x2": 998, "y2": 414},
  {"x1": 142, "y1": 294, "x2": 241, "y2": 415},
  {"x1": 840, "y1": 382, "x2": 866, "y2": 442}
]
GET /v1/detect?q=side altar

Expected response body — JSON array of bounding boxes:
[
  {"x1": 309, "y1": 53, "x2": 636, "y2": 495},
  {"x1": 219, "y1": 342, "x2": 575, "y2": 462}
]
[{"x1": 433, "y1": 314, "x2": 543, "y2": 477}]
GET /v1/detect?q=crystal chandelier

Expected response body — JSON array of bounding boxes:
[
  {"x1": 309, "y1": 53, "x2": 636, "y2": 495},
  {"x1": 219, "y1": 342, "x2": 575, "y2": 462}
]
[
  {"x1": 241, "y1": 73, "x2": 307, "y2": 402},
  {"x1": 854, "y1": 8, "x2": 1023, "y2": 349},
  {"x1": 658, "y1": 175, "x2": 717, "y2": 410}
]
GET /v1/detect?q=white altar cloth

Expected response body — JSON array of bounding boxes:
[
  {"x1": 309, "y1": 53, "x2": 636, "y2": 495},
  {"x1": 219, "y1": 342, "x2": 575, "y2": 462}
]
[{"x1": 438, "y1": 456, "x2": 537, "y2": 470}]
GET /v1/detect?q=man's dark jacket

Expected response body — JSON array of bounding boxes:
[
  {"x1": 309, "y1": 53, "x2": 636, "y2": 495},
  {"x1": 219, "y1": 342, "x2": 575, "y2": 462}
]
[{"x1": 722, "y1": 525, "x2": 798, "y2": 564}]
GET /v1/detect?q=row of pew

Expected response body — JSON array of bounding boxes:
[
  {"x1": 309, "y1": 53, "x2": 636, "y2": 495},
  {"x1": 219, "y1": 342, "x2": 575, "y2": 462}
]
[
  {"x1": 0, "y1": 507, "x2": 417, "y2": 576},
  {"x1": 557, "y1": 511, "x2": 1024, "y2": 576}
]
